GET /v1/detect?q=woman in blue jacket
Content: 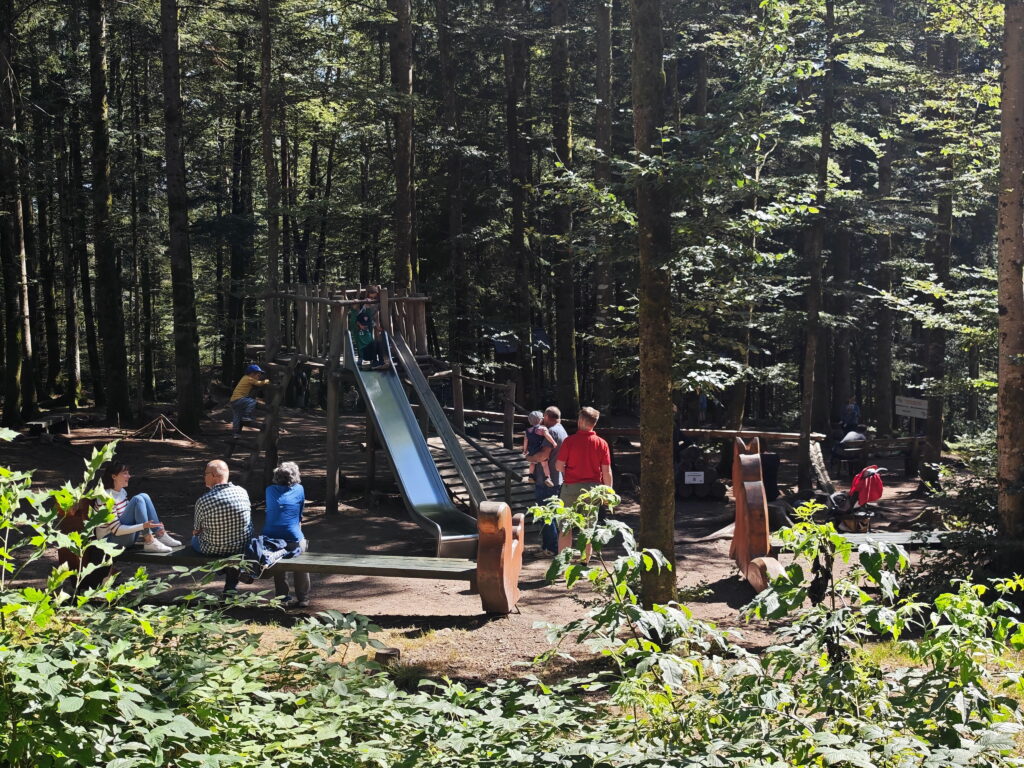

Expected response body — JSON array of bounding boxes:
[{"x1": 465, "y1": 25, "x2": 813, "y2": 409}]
[{"x1": 263, "y1": 461, "x2": 309, "y2": 607}]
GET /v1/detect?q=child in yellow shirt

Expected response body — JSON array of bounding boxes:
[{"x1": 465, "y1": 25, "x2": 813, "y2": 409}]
[{"x1": 230, "y1": 364, "x2": 270, "y2": 435}]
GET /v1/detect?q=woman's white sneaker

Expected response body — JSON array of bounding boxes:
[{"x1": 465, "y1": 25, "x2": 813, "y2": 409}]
[
  {"x1": 157, "y1": 534, "x2": 182, "y2": 548},
  {"x1": 143, "y1": 539, "x2": 173, "y2": 553}
]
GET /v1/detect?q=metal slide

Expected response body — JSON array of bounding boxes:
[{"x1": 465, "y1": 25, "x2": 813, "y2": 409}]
[
  {"x1": 344, "y1": 330, "x2": 479, "y2": 558},
  {"x1": 389, "y1": 332, "x2": 488, "y2": 509}
]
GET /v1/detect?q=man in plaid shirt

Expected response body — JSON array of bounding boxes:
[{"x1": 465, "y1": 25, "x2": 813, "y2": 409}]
[{"x1": 191, "y1": 460, "x2": 253, "y2": 592}]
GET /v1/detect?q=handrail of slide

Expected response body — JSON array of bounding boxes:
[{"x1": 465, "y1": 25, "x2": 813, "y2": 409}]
[
  {"x1": 344, "y1": 329, "x2": 478, "y2": 558},
  {"x1": 388, "y1": 332, "x2": 488, "y2": 510}
]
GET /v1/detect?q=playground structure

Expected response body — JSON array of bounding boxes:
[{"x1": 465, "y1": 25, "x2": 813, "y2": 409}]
[
  {"x1": 250, "y1": 286, "x2": 533, "y2": 518},
  {"x1": 234, "y1": 284, "x2": 532, "y2": 606}
]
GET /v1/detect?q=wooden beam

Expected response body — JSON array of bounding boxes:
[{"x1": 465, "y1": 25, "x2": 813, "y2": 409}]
[
  {"x1": 503, "y1": 382, "x2": 516, "y2": 449},
  {"x1": 325, "y1": 304, "x2": 345, "y2": 515},
  {"x1": 452, "y1": 364, "x2": 465, "y2": 434}
]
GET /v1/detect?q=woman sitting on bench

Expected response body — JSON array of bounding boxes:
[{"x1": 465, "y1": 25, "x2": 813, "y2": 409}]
[
  {"x1": 263, "y1": 461, "x2": 309, "y2": 608},
  {"x1": 95, "y1": 462, "x2": 181, "y2": 553}
]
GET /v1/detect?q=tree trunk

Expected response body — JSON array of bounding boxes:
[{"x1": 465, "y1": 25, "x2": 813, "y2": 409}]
[
  {"x1": 55, "y1": 103, "x2": 82, "y2": 407},
  {"x1": 388, "y1": 0, "x2": 415, "y2": 294},
  {"x1": 17, "y1": 89, "x2": 41, "y2": 413},
  {"x1": 33, "y1": 67, "x2": 61, "y2": 400},
  {"x1": 592, "y1": 0, "x2": 614, "y2": 411},
  {"x1": 0, "y1": 0, "x2": 24, "y2": 426},
  {"x1": 998, "y1": 0, "x2": 1024, "y2": 541},
  {"x1": 920, "y1": 36, "x2": 957, "y2": 488},
  {"x1": 832, "y1": 230, "x2": 852, "y2": 421},
  {"x1": 314, "y1": 135, "x2": 335, "y2": 282},
  {"x1": 88, "y1": 0, "x2": 132, "y2": 422},
  {"x1": 500, "y1": 0, "x2": 534, "y2": 398},
  {"x1": 136, "y1": 54, "x2": 156, "y2": 402},
  {"x1": 550, "y1": 0, "x2": 579, "y2": 414},
  {"x1": 797, "y1": 0, "x2": 834, "y2": 492},
  {"x1": 260, "y1": 0, "x2": 281, "y2": 354},
  {"x1": 437, "y1": 0, "x2": 467, "y2": 363},
  {"x1": 69, "y1": 89, "x2": 103, "y2": 406},
  {"x1": 632, "y1": 0, "x2": 675, "y2": 606},
  {"x1": 160, "y1": 0, "x2": 203, "y2": 432}
]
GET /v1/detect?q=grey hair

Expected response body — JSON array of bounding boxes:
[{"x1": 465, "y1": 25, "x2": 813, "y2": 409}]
[
  {"x1": 272, "y1": 461, "x2": 301, "y2": 486},
  {"x1": 527, "y1": 410, "x2": 544, "y2": 426}
]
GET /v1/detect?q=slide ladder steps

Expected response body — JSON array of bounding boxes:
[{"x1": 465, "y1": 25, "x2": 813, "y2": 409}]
[{"x1": 427, "y1": 437, "x2": 539, "y2": 517}]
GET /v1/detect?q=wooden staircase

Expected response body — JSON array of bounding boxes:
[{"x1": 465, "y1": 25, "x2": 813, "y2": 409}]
[{"x1": 427, "y1": 436, "x2": 540, "y2": 519}]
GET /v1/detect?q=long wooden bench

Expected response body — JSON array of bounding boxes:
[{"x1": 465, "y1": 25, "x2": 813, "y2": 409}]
[
  {"x1": 60, "y1": 500, "x2": 525, "y2": 615},
  {"x1": 834, "y1": 436, "x2": 922, "y2": 478},
  {"x1": 25, "y1": 411, "x2": 72, "y2": 436},
  {"x1": 840, "y1": 530, "x2": 947, "y2": 548}
]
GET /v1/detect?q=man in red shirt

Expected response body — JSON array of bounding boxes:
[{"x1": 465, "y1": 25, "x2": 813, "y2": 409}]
[{"x1": 555, "y1": 406, "x2": 613, "y2": 508}]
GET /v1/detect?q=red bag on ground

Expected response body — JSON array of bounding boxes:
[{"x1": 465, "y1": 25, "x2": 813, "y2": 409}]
[{"x1": 849, "y1": 465, "x2": 884, "y2": 506}]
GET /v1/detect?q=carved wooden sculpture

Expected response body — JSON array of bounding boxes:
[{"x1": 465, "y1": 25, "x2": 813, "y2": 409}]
[
  {"x1": 475, "y1": 501, "x2": 524, "y2": 614},
  {"x1": 730, "y1": 437, "x2": 785, "y2": 593}
]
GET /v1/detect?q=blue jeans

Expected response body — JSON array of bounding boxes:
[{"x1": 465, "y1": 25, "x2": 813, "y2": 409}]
[
  {"x1": 106, "y1": 493, "x2": 163, "y2": 547},
  {"x1": 534, "y1": 472, "x2": 562, "y2": 552},
  {"x1": 191, "y1": 535, "x2": 240, "y2": 592},
  {"x1": 230, "y1": 397, "x2": 257, "y2": 434},
  {"x1": 273, "y1": 538, "x2": 310, "y2": 601}
]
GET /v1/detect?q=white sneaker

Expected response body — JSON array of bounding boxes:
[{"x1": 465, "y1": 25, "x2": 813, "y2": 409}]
[
  {"x1": 157, "y1": 534, "x2": 182, "y2": 548},
  {"x1": 143, "y1": 539, "x2": 173, "y2": 554}
]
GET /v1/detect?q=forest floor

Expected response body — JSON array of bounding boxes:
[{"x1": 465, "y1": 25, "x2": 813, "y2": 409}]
[{"x1": 3, "y1": 405, "x2": 933, "y2": 684}]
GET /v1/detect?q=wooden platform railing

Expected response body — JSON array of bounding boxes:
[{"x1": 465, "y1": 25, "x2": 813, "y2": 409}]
[{"x1": 265, "y1": 285, "x2": 433, "y2": 365}]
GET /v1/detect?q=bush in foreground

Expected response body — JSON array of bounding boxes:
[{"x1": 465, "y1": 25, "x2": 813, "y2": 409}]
[{"x1": 1, "y1": 437, "x2": 1022, "y2": 766}]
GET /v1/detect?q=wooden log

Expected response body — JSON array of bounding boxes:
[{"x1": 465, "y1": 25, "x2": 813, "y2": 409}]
[
  {"x1": 295, "y1": 285, "x2": 307, "y2": 357},
  {"x1": 379, "y1": 288, "x2": 392, "y2": 334}
]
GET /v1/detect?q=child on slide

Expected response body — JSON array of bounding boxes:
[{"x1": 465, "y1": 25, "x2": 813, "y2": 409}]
[{"x1": 522, "y1": 411, "x2": 557, "y2": 487}]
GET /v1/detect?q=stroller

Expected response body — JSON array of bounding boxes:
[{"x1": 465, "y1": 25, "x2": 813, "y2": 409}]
[{"x1": 827, "y1": 465, "x2": 885, "y2": 533}]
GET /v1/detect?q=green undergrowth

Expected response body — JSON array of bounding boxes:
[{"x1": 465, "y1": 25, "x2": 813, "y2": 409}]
[{"x1": 1, "y1": 437, "x2": 1023, "y2": 766}]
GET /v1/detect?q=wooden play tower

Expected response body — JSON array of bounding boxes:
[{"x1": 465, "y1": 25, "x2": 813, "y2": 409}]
[{"x1": 249, "y1": 285, "x2": 536, "y2": 520}]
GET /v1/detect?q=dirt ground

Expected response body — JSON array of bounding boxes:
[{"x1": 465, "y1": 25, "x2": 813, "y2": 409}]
[{"x1": 2, "y1": 407, "x2": 930, "y2": 682}]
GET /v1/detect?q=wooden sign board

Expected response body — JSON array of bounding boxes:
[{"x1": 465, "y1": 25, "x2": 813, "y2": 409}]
[
  {"x1": 895, "y1": 396, "x2": 928, "y2": 420},
  {"x1": 684, "y1": 471, "x2": 705, "y2": 485}
]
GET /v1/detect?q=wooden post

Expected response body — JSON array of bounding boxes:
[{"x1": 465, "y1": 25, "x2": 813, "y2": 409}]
[
  {"x1": 266, "y1": 296, "x2": 281, "y2": 359},
  {"x1": 325, "y1": 304, "x2": 344, "y2": 514},
  {"x1": 503, "y1": 382, "x2": 516, "y2": 449},
  {"x1": 415, "y1": 299, "x2": 429, "y2": 356},
  {"x1": 452, "y1": 364, "x2": 465, "y2": 434},
  {"x1": 379, "y1": 288, "x2": 391, "y2": 335},
  {"x1": 295, "y1": 285, "x2": 307, "y2": 356}
]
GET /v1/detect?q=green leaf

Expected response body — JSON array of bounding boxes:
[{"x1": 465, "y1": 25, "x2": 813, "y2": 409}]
[{"x1": 58, "y1": 695, "x2": 85, "y2": 713}]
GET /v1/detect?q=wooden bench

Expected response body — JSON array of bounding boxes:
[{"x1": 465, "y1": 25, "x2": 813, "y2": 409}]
[
  {"x1": 70, "y1": 500, "x2": 525, "y2": 615},
  {"x1": 840, "y1": 530, "x2": 947, "y2": 548},
  {"x1": 119, "y1": 549, "x2": 478, "y2": 581},
  {"x1": 25, "y1": 411, "x2": 72, "y2": 437},
  {"x1": 834, "y1": 437, "x2": 922, "y2": 478}
]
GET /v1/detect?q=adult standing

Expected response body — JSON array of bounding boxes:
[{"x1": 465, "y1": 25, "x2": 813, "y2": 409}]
[
  {"x1": 534, "y1": 406, "x2": 568, "y2": 555},
  {"x1": 554, "y1": 407, "x2": 613, "y2": 551},
  {"x1": 263, "y1": 461, "x2": 310, "y2": 607},
  {"x1": 192, "y1": 459, "x2": 253, "y2": 594}
]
